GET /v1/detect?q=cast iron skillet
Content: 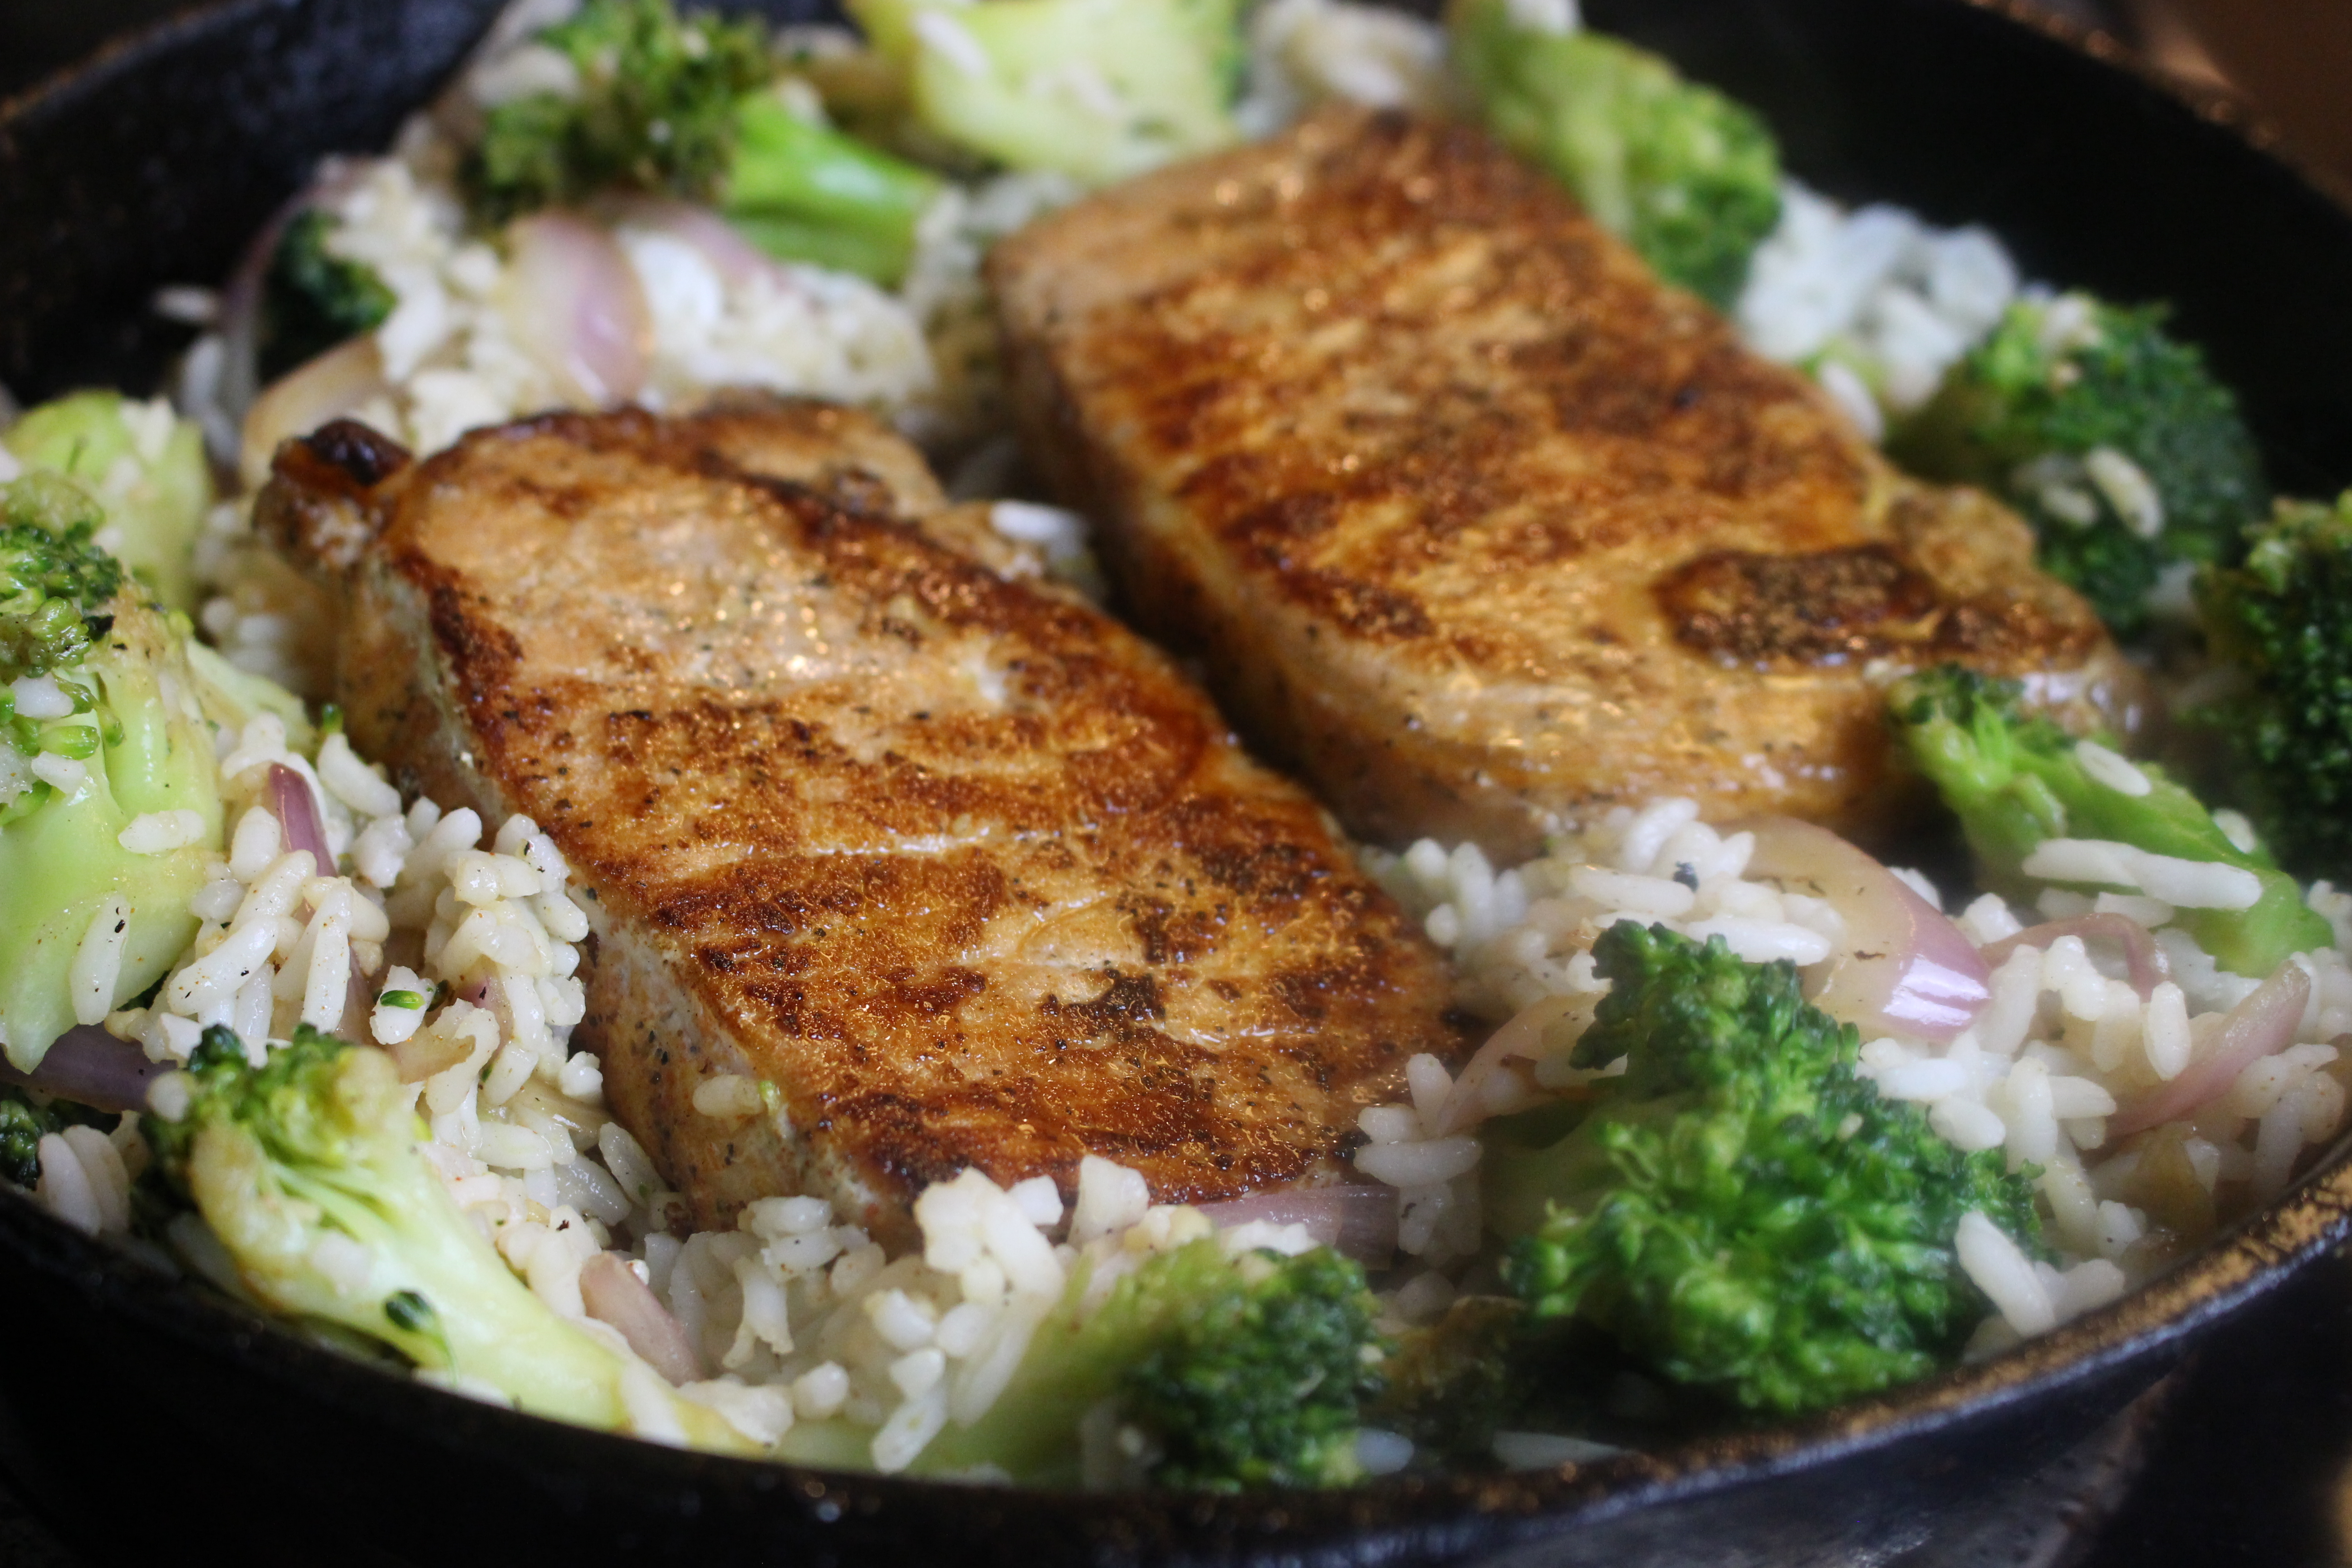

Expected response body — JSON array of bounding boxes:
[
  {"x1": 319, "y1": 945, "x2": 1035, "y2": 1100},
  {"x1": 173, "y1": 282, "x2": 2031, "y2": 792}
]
[{"x1": 5, "y1": 4, "x2": 2352, "y2": 1564}]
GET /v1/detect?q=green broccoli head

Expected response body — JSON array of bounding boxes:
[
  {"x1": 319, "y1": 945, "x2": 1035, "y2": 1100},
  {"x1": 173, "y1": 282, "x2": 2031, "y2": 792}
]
[
  {"x1": 846, "y1": 0, "x2": 1244, "y2": 187},
  {"x1": 147, "y1": 1024, "x2": 752, "y2": 1449},
  {"x1": 1449, "y1": 0, "x2": 1782, "y2": 307},
  {"x1": 1490, "y1": 922, "x2": 2041, "y2": 1416},
  {"x1": 462, "y1": 0, "x2": 940, "y2": 284},
  {"x1": 0, "y1": 477, "x2": 122, "y2": 685},
  {"x1": 913, "y1": 1233, "x2": 1382, "y2": 1488},
  {"x1": 1367, "y1": 1294, "x2": 1526, "y2": 1466},
  {"x1": 1123, "y1": 1243, "x2": 1382, "y2": 1489},
  {"x1": 0, "y1": 1085, "x2": 112, "y2": 1188},
  {"x1": 2195, "y1": 493, "x2": 2352, "y2": 886},
  {"x1": 466, "y1": 0, "x2": 775, "y2": 221},
  {"x1": 1888, "y1": 665, "x2": 2329, "y2": 976},
  {"x1": 3, "y1": 481, "x2": 224, "y2": 1071},
  {"x1": 1892, "y1": 295, "x2": 2268, "y2": 636},
  {"x1": 5, "y1": 392, "x2": 212, "y2": 614},
  {"x1": 259, "y1": 208, "x2": 396, "y2": 383}
]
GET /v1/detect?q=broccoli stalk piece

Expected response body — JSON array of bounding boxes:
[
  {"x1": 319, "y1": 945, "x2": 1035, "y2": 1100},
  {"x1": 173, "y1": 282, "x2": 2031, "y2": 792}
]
[
  {"x1": 258, "y1": 209, "x2": 397, "y2": 384},
  {"x1": 147, "y1": 1025, "x2": 755, "y2": 1450},
  {"x1": 1889, "y1": 665, "x2": 2329, "y2": 976},
  {"x1": 2194, "y1": 494, "x2": 2352, "y2": 886},
  {"x1": 845, "y1": 0, "x2": 1244, "y2": 187},
  {"x1": 5, "y1": 391, "x2": 213, "y2": 613},
  {"x1": 721, "y1": 95, "x2": 941, "y2": 284},
  {"x1": 2, "y1": 476, "x2": 223, "y2": 1071},
  {"x1": 1891, "y1": 295, "x2": 2268, "y2": 636},
  {"x1": 466, "y1": 0, "x2": 939, "y2": 284},
  {"x1": 1448, "y1": 0, "x2": 1782, "y2": 307},
  {"x1": 1489, "y1": 922, "x2": 2042, "y2": 1416},
  {"x1": 910, "y1": 1235, "x2": 1382, "y2": 1488}
]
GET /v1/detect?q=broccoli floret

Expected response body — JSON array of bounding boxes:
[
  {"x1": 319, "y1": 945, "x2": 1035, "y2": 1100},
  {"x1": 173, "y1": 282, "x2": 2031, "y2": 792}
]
[
  {"x1": 1369, "y1": 1294, "x2": 1526, "y2": 1466},
  {"x1": 2193, "y1": 494, "x2": 2352, "y2": 886},
  {"x1": 1448, "y1": 0, "x2": 1782, "y2": 307},
  {"x1": 1889, "y1": 665, "x2": 2329, "y2": 976},
  {"x1": 911, "y1": 1235, "x2": 1382, "y2": 1488},
  {"x1": 846, "y1": 0, "x2": 1244, "y2": 187},
  {"x1": 146, "y1": 1025, "x2": 754, "y2": 1448},
  {"x1": 2, "y1": 475, "x2": 225, "y2": 1071},
  {"x1": 4, "y1": 393, "x2": 210, "y2": 615},
  {"x1": 468, "y1": 0, "x2": 773, "y2": 220},
  {"x1": 466, "y1": 0, "x2": 938, "y2": 284},
  {"x1": 0, "y1": 1085, "x2": 111, "y2": 1188},
  {"x1": 258, "y1": 209, "x2": 396, "y2": 383},
  {"x1": 1891, "y1": 295, "x2": 2268, "y2": 637},
  {"x1": 1489, "y1": 922, "x2": 2041, "y2": 1416},
  {"x1": 0, "y1": 479, "x2": 121, "y2": 684}
]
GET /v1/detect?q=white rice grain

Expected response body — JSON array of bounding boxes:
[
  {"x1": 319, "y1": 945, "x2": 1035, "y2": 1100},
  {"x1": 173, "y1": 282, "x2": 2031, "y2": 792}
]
[
  {"x1": 34, "y1": 1135, "x2": 103, "y2": 1235},
  {"x1": 2074, "y1": 740, "x2": 2151, "y2": 797},
  {"x1": 316, "y1": 733, "x2": 404, "y2": 819},
  {"x1": 59, "y1": 1124, "x2": 130, "y2": 1234},
  {"x1": 69, "y1": 897, "x2": 130, "y2": 1026},
  {"x1": 1931, "y1": 1098, "x2": 2009, "y2": 1152},
  {"x1": 1956, "y1": 1210, "x2": 2056, "y2": 1336},
  {"x1": 118, "y1": 810, "x2": 207, "y2": 854},
  {"x1": 1070, "y1": 1155, "x2": 1151, "y2": 1247},
  {"x1": 1354, "y1": 1136, "x2": 1481, "y2": 1188},
  {"x1": 691, "y1": 1074, "x2": 765, "y2": 1121}
]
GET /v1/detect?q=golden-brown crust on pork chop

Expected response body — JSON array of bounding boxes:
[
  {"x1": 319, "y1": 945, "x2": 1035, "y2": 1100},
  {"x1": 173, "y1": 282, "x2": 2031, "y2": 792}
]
[
  {"x1": 260, "y1": 402, "x2": 1460, "y2": 1242},
  {"x1": 989, "y1": 108, "x2": 2142, "y2": 862}
]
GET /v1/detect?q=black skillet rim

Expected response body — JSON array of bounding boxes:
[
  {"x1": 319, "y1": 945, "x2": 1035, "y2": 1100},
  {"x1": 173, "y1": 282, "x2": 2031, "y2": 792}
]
[{"x1": 5, "y1": 0, "x2": 2352, "y2": 1554}]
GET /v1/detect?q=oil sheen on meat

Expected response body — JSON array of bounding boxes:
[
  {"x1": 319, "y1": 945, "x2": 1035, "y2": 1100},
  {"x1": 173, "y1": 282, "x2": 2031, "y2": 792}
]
[
  {"x1": 256, "y1": 402, "x2": 1460, "y2": 1242},
  {"x1": 990, "y1": 108, "x2": 2142, "y2": 862}
]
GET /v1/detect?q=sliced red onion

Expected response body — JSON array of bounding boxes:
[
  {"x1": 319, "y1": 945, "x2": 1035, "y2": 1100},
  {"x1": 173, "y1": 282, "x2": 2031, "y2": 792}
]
[
  {"x1": 1738, "y1": 817, "x2": 1990, "y2": 1042},
  {"x1": 238, "y1": 334, "x2": 391, "y2": 492},
  {"x1": 0, "y1": 1025, "x2": 166, "y2": 1113},
  {"x1": 579, "y1": 1251, "x2": 704, "y2": 1386},
  {"x1": 1981, "y1": 915, "x2": 2170, "y2": 1000},
  {"x1": 502, "y1": 213, "x2": 652, "y2": 407},
  {"x1": 1437, "y1": 992, "x2": 1581, "y2": 1137},
  {"x1": 338, "y1": 950, "x2": 377, "y2": 1044},
  {"x1": 599, "y1": 197, "x2": 784, "y2": 292},
  {"x1": 269, "y1": 762, "x2": 333, "y2": 871},
  {"x1": 2111, "y1": 960, "x2": 2310, "y2": 1137},
  {"x1": 216, "y1": 160, "x2": 373, "y2": 459},
  {"x1": 1196, "y1": 1185, "x2": 1399, "y2": 1269}
]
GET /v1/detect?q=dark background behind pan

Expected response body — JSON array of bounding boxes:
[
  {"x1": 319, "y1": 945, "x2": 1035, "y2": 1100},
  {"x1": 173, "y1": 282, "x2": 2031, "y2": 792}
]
[{"x1": 6, "y1": 2, "x2": 2352, "y2": 1565}]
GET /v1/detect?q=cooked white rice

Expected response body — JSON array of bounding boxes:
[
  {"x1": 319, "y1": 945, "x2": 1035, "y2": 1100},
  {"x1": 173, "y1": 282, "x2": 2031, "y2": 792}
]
[{"x1": 1350, "y1": 795, "x2": 2352, "y2": 1349}]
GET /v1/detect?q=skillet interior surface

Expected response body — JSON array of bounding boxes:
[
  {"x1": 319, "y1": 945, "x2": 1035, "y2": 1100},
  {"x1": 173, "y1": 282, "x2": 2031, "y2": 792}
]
[{"x1": 5, "y1": 2, "x2": 2352, "y2": 1564}]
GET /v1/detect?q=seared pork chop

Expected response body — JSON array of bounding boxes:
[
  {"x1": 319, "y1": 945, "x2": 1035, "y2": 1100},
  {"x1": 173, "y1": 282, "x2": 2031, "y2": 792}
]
[
  {"x1": 258, "y1": 402, "x2": 1460, "y2": 1242},
  {"x1": 990, "y1": 108, "x2": 2142, "y2": 862}
]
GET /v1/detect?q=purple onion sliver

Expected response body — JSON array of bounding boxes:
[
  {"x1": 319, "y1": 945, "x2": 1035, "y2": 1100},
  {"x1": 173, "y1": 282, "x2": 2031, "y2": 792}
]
[
  {"x1": 1437, "y1": 991, "x2": 1579, "y2": 1137},
  {"x1": 579, "y1": 1252, "x2": 705, "y2": 1386},
  {"x1": 0, "y1": 1025, "x2": 167, "y2": 1114},
  {"x1": 1196, "y1": 1185, "x2": 1399, "y2": 1268},
  {"x1": 1981, "y1": 914, "x2": 2171, "y2": 1000},
  {"x1": 269, "y1": 761, "x2": 333, "y2": 871},
  {"x1": 2111, "y1": 960, "x2": 2309, "y2": 1137}
]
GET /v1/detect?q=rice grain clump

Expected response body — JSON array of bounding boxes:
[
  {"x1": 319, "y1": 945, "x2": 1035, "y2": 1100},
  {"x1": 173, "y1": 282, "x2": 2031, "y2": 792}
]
[
  {"x1": 1736, "y1": 181, "x2": 2020, "y2": 440},
  {"x1": 1356, "y1": 797, "x2": 2352, "y2": 1349},
  {"x1": 284, "y1": 157, "x2": 936, "y2": 462}
]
